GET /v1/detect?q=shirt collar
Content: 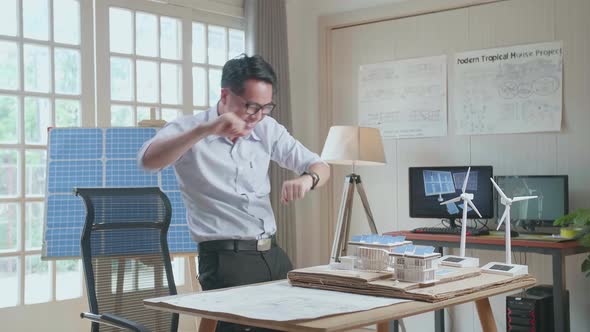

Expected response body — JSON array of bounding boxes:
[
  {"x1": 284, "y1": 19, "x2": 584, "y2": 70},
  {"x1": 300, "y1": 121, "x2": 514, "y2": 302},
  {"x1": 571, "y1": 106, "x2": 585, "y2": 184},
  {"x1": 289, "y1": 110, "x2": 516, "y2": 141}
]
[{"x1": 205, "y1": 106, "x2": 261, "y2": 142}]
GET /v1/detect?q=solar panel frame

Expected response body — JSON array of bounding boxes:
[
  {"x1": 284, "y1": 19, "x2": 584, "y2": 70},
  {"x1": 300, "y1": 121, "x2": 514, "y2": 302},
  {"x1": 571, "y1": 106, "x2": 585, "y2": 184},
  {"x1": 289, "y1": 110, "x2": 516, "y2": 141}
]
[{"x1": 43, "y1": 127, "x2": 196, "y2": 258}]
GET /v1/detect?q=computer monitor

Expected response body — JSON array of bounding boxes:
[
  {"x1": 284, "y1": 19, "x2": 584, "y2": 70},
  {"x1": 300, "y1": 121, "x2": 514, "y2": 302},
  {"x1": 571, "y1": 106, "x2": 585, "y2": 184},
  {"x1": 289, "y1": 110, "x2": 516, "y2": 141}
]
[
  {"x1": 409, "y1": 166, "x2": 494, "y2": 226},
  {"x1": 494, "y1": 175, "x2": 568, "y2": 230}
]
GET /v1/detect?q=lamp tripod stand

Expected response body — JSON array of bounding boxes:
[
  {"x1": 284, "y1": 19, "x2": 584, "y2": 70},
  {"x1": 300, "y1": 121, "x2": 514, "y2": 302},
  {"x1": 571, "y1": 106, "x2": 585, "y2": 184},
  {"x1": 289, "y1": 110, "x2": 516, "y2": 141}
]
[{"x1": 330, "y1": 173, "x2": 379, "y2": 263}]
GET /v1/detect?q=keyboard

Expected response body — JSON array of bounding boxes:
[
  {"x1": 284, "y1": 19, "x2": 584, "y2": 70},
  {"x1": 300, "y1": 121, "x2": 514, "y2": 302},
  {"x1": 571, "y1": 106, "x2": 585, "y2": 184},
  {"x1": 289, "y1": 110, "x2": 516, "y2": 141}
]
[{"x1": 411, "y1": 227, "x2": 490, "y2": 236}]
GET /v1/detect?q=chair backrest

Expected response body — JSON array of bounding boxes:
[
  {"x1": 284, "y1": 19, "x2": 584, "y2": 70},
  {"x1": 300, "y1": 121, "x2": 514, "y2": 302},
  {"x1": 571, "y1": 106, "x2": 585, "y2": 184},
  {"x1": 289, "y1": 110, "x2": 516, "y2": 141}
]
[{"x1": 76, "y1": 187, "x2": 178, "y2": 332}]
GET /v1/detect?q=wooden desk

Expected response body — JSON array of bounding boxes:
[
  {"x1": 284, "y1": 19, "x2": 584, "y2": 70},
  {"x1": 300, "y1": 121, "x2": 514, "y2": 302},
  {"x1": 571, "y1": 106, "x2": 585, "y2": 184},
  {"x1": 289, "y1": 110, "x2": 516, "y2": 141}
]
[
  {"x1": 145, "y1": 278, "x2": 535, "y2": 332},
  {"x1": 386, "y1": 231, "x2": 590, "y2": 332}
]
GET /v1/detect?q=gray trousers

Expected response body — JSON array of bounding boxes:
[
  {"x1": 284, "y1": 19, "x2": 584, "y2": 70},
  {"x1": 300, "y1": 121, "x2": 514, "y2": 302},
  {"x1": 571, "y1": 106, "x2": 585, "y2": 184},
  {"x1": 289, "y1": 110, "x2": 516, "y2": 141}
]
[{"x1": 198, "y1": 243, "x2": 293, "y2": 332}]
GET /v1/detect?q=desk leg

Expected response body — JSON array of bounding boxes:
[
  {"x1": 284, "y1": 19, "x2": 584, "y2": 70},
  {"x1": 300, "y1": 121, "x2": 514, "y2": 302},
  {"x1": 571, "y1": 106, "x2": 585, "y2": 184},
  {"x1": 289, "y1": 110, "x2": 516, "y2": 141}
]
[
  {"x1": 552, "y1": 252, "x2": 568, "y2": 332},
  {"x1": 475, "y1": 298, "x2": 497, "y2": 332},
  {"x1": 435, "y1": 246, "x2": 445, "y2": 332},
  {"x1": 198, "y1": 318, "x2": 217, "y2": 332},
  {"x1": 376, "y1": 320, "x2": 398, "y2": 332}
]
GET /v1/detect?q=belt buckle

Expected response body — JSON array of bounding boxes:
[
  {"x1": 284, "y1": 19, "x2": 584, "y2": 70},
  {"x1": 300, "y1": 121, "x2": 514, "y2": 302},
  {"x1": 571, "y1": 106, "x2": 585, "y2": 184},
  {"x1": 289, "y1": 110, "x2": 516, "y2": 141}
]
[{"x1": 256, "y1": 238, "x2": 271, "y2": 251}]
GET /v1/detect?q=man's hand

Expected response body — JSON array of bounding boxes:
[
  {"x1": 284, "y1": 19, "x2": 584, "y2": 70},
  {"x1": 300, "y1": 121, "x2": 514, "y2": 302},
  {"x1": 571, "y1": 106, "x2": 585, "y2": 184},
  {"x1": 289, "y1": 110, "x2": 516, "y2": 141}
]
[
  {"x1": 210, "y1": 112, "x2": 249, "y2": 139},
  {"x1": 280, "y1": 176, "x2": 313, "y2": 204}
]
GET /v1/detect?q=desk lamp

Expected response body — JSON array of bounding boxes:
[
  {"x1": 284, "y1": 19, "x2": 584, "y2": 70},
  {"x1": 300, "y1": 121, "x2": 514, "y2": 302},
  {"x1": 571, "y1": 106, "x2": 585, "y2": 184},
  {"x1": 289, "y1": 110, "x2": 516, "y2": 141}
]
[
  {"x1": 481, "y1": 178, "x2": 536, "y2": 276},
  {"x1": 321, "y1": 126, "x2": 386, "y2": 263}
]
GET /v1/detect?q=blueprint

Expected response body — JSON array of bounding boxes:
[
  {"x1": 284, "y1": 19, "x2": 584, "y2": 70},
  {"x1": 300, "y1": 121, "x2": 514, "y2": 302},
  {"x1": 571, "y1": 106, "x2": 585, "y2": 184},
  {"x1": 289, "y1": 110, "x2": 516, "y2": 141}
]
[
  {"x1": 157, "y1": 280, "x2": 409, "y2": 321},
  {"x1": 453, "y1": 41, "x2": 562, "y2": 135},
  {"x1": 359, "y1": 55, "x2": 447, "y2": 139}
]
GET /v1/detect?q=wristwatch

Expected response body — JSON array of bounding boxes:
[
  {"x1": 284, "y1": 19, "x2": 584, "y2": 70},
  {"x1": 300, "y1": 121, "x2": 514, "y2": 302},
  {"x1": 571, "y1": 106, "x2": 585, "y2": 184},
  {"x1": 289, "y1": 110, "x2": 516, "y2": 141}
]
[{"x1": 302, "y1": 171, "x2": 320, "y2": 190}]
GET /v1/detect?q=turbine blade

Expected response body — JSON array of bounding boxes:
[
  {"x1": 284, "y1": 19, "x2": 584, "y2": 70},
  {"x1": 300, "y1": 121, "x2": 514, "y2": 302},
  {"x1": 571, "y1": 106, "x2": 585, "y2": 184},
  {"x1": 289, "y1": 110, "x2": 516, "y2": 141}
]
[
  {"x1": 512, "y1": 195, "x2": 538, "y2": 202},
  {"x1": 440, "y1": 197, "x2": 461, "y2": 205},
  {"x1": 490, "y1": 177, "x2": 509, "y2": 201},
  {"x1": 462, "y1": 167, "x2": 471, "y2": 193},
  {"x1": 496, "y1": 208, "x2": 509, "y2": 230},
  {"x1": 466, "y1": 198, "x2": 482, "y2": 218}
]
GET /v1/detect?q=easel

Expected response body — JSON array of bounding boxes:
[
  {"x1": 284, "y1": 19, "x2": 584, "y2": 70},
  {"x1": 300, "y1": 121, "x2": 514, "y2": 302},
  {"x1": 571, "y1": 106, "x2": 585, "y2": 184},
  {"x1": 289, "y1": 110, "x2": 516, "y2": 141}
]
[{"x1": 330, "y1": 173, "x2": 379, "y2": 263}]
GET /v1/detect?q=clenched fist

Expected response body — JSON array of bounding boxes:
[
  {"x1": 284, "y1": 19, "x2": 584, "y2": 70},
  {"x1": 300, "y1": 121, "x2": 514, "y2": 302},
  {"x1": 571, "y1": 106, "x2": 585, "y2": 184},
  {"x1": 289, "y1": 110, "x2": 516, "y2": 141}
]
[
  {"x1": 281, "y1": 176, "x2": 314, "y2": 204},
  {"x1": 211, "y1": 112, "x2": 250, "y2": 139}
]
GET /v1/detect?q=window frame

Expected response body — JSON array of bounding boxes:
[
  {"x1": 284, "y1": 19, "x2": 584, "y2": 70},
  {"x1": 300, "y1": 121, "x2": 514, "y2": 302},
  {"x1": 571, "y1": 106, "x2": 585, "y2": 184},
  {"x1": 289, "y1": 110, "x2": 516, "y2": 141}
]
[{"x1": 94, "y1": 0, "x2": 246, "y2": 127}]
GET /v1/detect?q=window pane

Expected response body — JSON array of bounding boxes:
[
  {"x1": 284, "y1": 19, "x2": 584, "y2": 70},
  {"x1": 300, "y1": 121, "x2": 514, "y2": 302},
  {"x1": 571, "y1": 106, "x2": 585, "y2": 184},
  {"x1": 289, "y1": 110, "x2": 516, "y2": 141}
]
[
  {"x1": 193, "y1": 66, "x2": 206, "y2": 107},
  {"x1": 192, "y1": 22, "x2": 205, "y2": 63},
  {"x1": 0, "y1": 204, "x2": 19, "y2": 252},
  {"x1": 23, "y1": 0, "x2": 49, "y2": 41},
  {"x1": 161, "y1": 63, "x2": 181, "y2": 105},
  {"x1": 53, "y1": 0, "x2": 80, "y2": 45},
  {"x1": 25, "y1": 97, "x2": 52, "y2": 145},
  {"x1": 0, "y1": 0, "x2": 18, "y2": 37},
  {"x1": 0, "y1": 41, "x2": 19, "y2": 90},
  {"x1": 208, "y1": 25, "x2": 227, "y2": 66},
  {"x1": 0, "y1": 95, "x2": 18, "y2": 144},
  {"x1": 110, "y1": 57, "x2": 134, "y2": 101},
  {"x1": 54, "y1": 48, "x2": 81, "y2": 95},
  {"x1": 161, "y1": 108, "x2": 180, "y2": 122},
  {"x1": 25, "y1": 150, "x2": 46, "y2": 197},
  {"x1": 25, "y1": 255, "x2": 51, "y2": 304},
  {"x1": 208, "y1": 68, "x2": 221, "y2": 105},
  {"x1": 55, "y1": 99, "x2": 80, "y2": 127},
  {"x1": 25, "y1": 202, "x2": 44, "y2": 250},
  {"x1": 136, "y1": 12, "x2": 157, "y2": 57},
  {"x1": 56, "y1": 260, "x2": 81, "y2": 300},
  {"x1": 160, "y1": 16, "x2": 181, "y2": 60},
  {"x1": 0, "y1": 150, "x2": 19, "y2": 198},
  {"x1": 111, "y1": 104, "x2": 134, "y2": 127},
  {"x1": 137, "y1": 106, "x2": 152, "y2": 122},
  {"x1": 228, "y1": 29, "x2": 245, "y2": 59},
  {"x1": 24, "y1": 44, "x2": 51, "y2": 93},
  {"x1": 109, "y1": 8, "x2": 133, "y2": 54},
  {"x1": 171, "y1": 257, "x2": 185, "y2": 286},
  {"x1": 136, "y1": 60, "x2": 158, "y2": 103},
  {"x1": 0, "y1": 257, "x2": 18, "y2": 308}
]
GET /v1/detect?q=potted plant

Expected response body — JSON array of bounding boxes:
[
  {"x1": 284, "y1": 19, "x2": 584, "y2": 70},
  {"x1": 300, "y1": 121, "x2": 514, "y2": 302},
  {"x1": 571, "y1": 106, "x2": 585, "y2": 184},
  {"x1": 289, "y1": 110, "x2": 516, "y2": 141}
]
[{"x1": 554, "y1": 208, "x2": 590, "y2": 277}]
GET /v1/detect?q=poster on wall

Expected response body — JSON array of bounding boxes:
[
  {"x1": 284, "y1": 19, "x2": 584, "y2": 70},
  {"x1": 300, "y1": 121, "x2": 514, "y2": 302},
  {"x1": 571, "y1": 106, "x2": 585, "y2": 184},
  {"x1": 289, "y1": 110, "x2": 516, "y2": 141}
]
[
  {"x1": 453, "y1": 41, "x2": 563, "y2": 135},
  {"x1": 358, "y1": 55, "x2": 447, "y2": 139}
]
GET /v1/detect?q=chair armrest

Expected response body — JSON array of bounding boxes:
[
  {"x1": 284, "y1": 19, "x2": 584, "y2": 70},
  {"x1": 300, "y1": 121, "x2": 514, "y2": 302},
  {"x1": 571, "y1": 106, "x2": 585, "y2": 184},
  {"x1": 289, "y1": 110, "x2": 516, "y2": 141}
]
[{"x1": 81, "y1": 312, "x2": 150, "y2": 332}]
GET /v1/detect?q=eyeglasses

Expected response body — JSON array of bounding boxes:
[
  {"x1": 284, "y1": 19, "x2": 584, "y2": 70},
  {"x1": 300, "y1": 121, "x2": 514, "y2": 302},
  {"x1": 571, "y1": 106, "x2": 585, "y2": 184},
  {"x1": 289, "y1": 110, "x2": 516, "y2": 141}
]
[{"x1": 228, "y1": 89, "x2": 276, "y2": 116}]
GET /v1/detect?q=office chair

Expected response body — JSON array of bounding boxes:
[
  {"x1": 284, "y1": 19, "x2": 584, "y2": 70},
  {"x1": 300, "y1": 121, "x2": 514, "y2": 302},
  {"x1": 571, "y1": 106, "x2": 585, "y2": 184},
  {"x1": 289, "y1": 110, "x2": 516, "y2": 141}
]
[{"x1": 76, "y1": 187, "x2": 179, "y2": 332}]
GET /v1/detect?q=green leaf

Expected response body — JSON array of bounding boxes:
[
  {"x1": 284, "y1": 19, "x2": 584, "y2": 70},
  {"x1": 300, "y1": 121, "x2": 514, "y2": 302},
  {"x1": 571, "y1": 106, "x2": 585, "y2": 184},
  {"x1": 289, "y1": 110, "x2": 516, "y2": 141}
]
[
  {"x1": 580, "y1": 234, "x2": 590, "y2": 248},
  {"x1": 583, "y1": 256, "x2": 590, "y2": 273}
]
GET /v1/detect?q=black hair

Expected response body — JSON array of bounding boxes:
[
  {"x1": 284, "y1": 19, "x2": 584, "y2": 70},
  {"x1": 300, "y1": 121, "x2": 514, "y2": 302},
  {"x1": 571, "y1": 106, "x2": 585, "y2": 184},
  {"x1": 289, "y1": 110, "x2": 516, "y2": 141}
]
[{"x1": 221, "y1": 54, "x2": 277, "y2": 95}]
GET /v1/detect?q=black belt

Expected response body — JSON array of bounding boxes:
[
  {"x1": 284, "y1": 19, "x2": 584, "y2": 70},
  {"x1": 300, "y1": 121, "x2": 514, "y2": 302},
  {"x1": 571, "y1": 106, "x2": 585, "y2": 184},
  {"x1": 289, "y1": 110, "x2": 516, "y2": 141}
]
[{"x1": 199, "y1": 237, "x2": 276, "y2": 253}]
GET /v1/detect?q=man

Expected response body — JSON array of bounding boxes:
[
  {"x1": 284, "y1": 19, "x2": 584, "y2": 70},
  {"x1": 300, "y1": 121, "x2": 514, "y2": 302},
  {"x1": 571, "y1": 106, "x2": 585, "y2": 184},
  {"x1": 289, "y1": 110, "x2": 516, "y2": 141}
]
[{"x1": 139, "y1": 55, "x2": 330, "y2": 331}]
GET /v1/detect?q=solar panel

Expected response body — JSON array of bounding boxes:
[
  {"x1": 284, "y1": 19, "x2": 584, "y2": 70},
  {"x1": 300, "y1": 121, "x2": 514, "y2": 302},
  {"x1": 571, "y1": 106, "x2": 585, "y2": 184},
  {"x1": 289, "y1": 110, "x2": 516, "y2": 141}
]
[
  {"x1": 423, "y1": 170, "x2": 456, "y2": 196},
  {"x1": 43, "y1": 127, "x2": 196, "y2": 258},
  {"x1": 453, "y1": 171, "x2": 479, "y2": 191}
]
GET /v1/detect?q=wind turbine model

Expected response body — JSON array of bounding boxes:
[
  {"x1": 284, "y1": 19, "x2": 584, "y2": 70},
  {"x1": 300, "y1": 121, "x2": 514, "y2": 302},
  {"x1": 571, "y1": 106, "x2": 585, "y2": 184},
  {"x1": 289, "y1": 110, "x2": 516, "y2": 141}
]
[
  {"x1": 481, "y1": 178, "x2": 537, "y2": 276},
  {"x1": 439, "y1": 167, "x2": 482, "y2": 268}
]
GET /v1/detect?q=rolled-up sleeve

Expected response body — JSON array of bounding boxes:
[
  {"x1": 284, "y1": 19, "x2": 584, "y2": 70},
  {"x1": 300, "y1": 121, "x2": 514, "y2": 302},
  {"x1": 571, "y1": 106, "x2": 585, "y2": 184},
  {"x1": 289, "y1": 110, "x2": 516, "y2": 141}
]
[{"x1": 270, "y1": 123, "x2": 325, "y2": 175}]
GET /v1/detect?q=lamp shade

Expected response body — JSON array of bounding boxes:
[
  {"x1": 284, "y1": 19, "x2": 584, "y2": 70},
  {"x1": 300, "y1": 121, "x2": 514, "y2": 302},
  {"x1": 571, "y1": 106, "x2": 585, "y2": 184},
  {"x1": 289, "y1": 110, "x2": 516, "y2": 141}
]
[{"x1": 320, "y1": 126, "x2": 386, "y2": 166}]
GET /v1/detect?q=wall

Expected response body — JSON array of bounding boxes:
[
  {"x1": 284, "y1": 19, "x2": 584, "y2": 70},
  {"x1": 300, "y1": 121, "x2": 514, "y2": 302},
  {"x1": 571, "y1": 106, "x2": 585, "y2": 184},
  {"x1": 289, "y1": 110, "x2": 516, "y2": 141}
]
[{"x1": 288, "y1": 0, "x2": 589, "y2": 331}]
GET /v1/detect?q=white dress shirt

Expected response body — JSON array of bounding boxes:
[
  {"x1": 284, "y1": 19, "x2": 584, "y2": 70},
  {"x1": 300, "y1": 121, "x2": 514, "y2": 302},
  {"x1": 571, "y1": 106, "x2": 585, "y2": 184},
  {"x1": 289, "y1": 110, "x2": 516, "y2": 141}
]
[{"x1": 138, "y1": 107, "x2": 323, "y2": 243}]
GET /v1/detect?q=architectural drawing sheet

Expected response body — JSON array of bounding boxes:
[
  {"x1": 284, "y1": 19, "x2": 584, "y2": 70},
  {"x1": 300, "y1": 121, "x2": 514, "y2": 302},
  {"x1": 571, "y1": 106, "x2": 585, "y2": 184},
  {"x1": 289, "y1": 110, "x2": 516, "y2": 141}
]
[
  {"x1": 358, "y1": 55, "x2": 447, "y2": 139},
  {"x1": 453, "y1": 41, "x2": 563, "y2": 135},
  {"x1": 159, "y1": 280, "x2": 409, "y2": 321}
]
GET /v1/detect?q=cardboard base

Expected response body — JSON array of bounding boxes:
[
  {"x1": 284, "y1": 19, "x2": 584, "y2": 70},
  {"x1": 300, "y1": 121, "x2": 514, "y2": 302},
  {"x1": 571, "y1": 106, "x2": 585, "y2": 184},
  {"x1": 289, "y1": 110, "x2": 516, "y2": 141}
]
[
  {"x1": 439, "y1": 255, "x2": 480, "y2": 268},
  {"x1": 481, "y1": 262, "x2": 528, "y2": 276}
]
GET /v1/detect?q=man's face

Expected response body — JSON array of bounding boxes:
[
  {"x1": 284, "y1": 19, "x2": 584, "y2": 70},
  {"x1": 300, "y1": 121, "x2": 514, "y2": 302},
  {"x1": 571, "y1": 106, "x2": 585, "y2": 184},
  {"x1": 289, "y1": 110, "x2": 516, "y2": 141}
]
[{"x1": 220, "y1": 79, "x2": 274, "y2": 135}]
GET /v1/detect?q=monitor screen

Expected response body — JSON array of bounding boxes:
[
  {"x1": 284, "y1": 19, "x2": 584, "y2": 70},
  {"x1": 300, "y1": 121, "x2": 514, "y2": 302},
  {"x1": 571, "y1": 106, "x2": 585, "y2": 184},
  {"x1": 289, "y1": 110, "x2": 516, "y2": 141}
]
[
  {"x1": 409, "y1": 166, "x2": 494, "y2": 219},
  {"x1": 494, "y1": 175, "x2": 568, "y2": 225}
]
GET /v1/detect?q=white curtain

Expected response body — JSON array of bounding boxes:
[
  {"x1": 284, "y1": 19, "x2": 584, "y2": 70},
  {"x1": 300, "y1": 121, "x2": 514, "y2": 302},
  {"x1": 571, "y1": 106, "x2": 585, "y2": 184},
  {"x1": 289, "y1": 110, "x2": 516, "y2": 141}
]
[{"x1": 245, "y1": 0, "x2": 297, "y2": 261}]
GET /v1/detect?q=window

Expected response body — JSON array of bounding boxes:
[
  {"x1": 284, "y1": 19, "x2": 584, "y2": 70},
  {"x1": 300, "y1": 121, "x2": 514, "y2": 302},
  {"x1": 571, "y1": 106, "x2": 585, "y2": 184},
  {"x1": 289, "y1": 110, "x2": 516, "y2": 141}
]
[
  {"x1": 0, "y1": 0, "x2": 91, "y2": 308},
  {"x1": 0, "y1": 0, "x2": 245, "y2": 308}
]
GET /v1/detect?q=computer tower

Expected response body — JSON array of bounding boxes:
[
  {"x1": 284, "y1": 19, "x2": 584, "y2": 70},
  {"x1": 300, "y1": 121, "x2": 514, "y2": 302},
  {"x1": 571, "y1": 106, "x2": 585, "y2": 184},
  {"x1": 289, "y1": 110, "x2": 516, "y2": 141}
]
[{"x1": 506, "y1": 285, "x2": 569, "y2": 332}]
